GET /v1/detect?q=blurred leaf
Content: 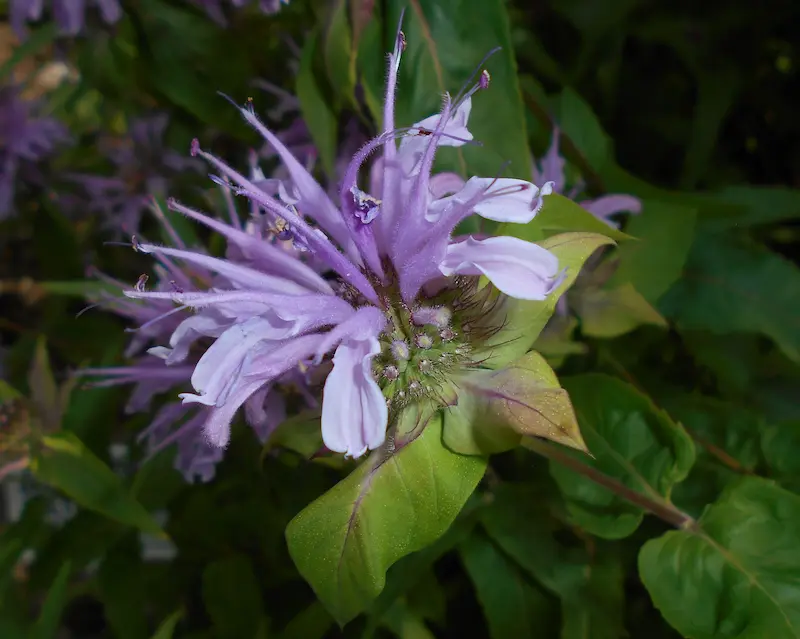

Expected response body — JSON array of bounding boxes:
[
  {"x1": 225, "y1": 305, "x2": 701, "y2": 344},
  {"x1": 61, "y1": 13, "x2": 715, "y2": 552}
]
[
  {"x1": 680, "y1": 70, "x2": 741, "y2": 189},
  {"x1": 698, "y1": 186, "x2": 800, "y2": 230},
  {"x1": 558, "y1": 87, "x2": 611, "y2": 172},
  {"x1": 286, "y1": 416, "x2": 486, "y2": 625},
  {"x1": 264, "y1": 409, "x2": 322, "y2": 459},
  {"x1": 502, "y1": 194, "x2": 632, "y2": 242},
  {"x1": 640, "y1": 477, "x2": 800, "y2": 639},
  {"x1": 761, "y1": 420, "x2": 800, "y2": 485},
  {"x1": 323, "y1": 0, "x2": 357, "y2": 109},
  {"x1": 27, "y1": 337, "x2": 71, "y2": 433},
  {"x1": 0, "y1": 24, "x2": 58, "y2": 82},
  {"x1": 608, "y1": 199, "x2": 697, "y2": 302},
  {"x1": 31, "y1": 560, "x2": 72, "y2": 639},
  {"x1": 444, "y1": 351, "x2": 585, "y2": 455},
  {"x1": 481, "y1": 232, "x2": 615, "y2": 368},
  {"x1": 279, "y1": 602, "x2": 332, "y2": 639},
  {"x1": 560, "y1": 549, "x2": 626, "y2": 639},
  {"x1": 297, "y1": 30, "x2": 337, "y2": 177},
  {"x1": 151, "y1": 610, "x2": 184, "y2": 639},
  {"x1": 30, "y1": 431, "x2": 165, "y2": 536},
  {"x1": 381, "y1": 598, "x2": 436, "y2": 639},
  {"x1": 459, "y1": 531, "x2": 551, "y2": 639},
  {"x1": 37, "y1": 280, "x2": 120, "y2": 298},
  {"x1": 0, "y1": 499, "x2": 51, "y2": 601},
  {"x1": 575, "y1": 282, "x2": 668, "y2": 338},
  {"x1": 660, "y1": 231, "x2": 800, "y2": 363},
  {"x1": 98, "y1": 539, "x2": 149, "y2": 639},
  {"x1": 202, "y1": 555, "x2": 266, "y2": 639},
  {"x1": 548, "y1": 375, "x2": 695, "y2": 538},
  {"x1": 378, "y1": 0, "x2": 532, "y2": 179}
]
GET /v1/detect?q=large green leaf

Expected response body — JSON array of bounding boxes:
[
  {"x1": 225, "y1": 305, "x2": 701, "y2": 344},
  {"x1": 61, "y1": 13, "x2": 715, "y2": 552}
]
[
  {"x1": 660, "y1": 231, "x2": 800, "y2": 363},
  {"x1": 30, "y1": 431, "x2": 165, "y2": 537},
  {"x1": 98, "y1": 540, "x2": 149, "y2": 639},
  {"x1": 459, "y1": 531, "x2": 553, "y2": 639},
  {"x1": 370, "y1": 0, "x2": 532, "y2": 179},
  {"x1": 286, "y1": 416, "x2": 486, "y2": 625},
  {"x1": 443, "y1": 351, "x2": 585, "y2": 455},
  {"x1": 547, "y1": 375, "x2": 695, "y2": 538},
  {"x1": 640, "y1": 477, "x2": 800, "y2": 639},
  {"x1": 202, "y1": 555, "x2": 267, "y2": 639},
  {"x1": 607, "y1": 199, "x2": 697, "y2": 302},
  {"x1": 480, "y1": 232, "x2": 615, "y2": 368}
]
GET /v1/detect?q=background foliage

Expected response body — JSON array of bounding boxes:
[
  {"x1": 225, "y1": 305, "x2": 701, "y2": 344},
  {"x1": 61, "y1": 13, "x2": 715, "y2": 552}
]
[{"x1": 1, "y1": 0, "x2": 799, "y2": 637}]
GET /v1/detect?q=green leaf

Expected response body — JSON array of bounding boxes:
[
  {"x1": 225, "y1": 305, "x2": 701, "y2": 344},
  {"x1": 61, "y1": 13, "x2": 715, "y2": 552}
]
[
  {"x1": 558, "y1": 87, "x2": 611, "y2": 172},
  {"x1": 575, "y1": 282, "x2": 668, "y2": 339},
  {"x1": 297, "y1": 30, "x2": 337, "y2": 177},
  {"x1": 548, "y1": 375, "x2": 695, "y2": 538},
  {"x1": 660, "y1": 231, "x2": 800, "y2": 363},
  {"x1": 377, "y1": 0, "x2": 532, "y2": 179},
  {"x1": 459, "y1": 531, "x2": 552, "y2": 639},
  {"x1": 31, "y1": 561, "x2": 72, "y2": 639},
  {"x1": 150, "y1": 610, "x2": 184, "y2": 639},
  {"x1": 286, "y1": 416, "x2": 486, "y2": 625},
  {"x1": 202, "y1": 555, "x2": 266, "y2": 639},
  {"x1": 444, "y1": 351, "x2": 585, "y2": 455},
  {"x1": 607, "y1": 199, "x2": 697, "y2": 302},
  {"x1": 501, "y1": 194, "x2": 632, "y2": 242},
  {"x1": 0, "y1": 499, "x2": 50, "y2": 601},
  {"x1": 480, "y1": 232, "x2": 615, "y2": 368},
  {"x1": 640, "y1": 477, "x2": 800, "y2": 639},
  {"x1": 30, "y1": 431, "x2": 166, "y2": 537}
]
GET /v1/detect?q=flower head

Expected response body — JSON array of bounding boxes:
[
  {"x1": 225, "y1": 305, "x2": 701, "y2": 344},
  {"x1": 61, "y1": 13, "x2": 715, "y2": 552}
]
[
  {"x1": 10, "y1": 0, "x2": 122, "y2": 38},
  {"x1": 193, "y1": 0, "x2": 289, "y2": 25},
  {"x1": 92, "y1": 24, "x2": 567, "y2": 470},
  {"x1": 70, "y1": 114, "x2": 200, "y2": 233},
  {"x1": 0, "y1": 84, "x2": 69, "y2": 218}
]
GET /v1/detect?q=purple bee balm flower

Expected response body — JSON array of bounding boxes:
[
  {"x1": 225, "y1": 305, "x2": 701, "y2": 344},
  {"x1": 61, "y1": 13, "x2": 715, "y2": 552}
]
[
  {"x1": 10, "y1": 0, "x2": 122, "y2": 38},
  {"x1": 118, "y1": 23, "x2": 564, "y2": 461},
  {"x1": 0, "y1": 84, "x2": 69, "y2": 218},
  {"x1": 69, "y1": 114, "x2": 201, "y2": 234},
  {"x1": 532, "y1": 127, "x2": 642, "y2": 228},
  {"x1": 193, "y1": 0, "x2": 289, "y2": 25}
]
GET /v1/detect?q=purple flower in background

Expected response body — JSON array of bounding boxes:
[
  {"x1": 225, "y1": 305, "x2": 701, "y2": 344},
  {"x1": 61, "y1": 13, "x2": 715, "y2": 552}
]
[
  {"x1": 193, "y1": 0, "x2": 289, "y2": 25},
  {"x1": 101, "y1": 23, "x2": 563, "y2": 464},
  {"x1": 10, "y1": 0, "x2": 122, "y2": 38},
  {"x1": 0, "y1": 84, "x2": 69, "y2": 219},
  {"x1": 70, "y1": 114, "x2": 200, "y2": 234},
  {"x1": 533, "y1": 127, "x2": 641, "y2": 228}
]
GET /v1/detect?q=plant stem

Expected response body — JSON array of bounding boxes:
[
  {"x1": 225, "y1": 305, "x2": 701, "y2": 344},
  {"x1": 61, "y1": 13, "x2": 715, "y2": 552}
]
[{"x1": 524, "y1": 437, "x2": 695, "y2": 530}]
